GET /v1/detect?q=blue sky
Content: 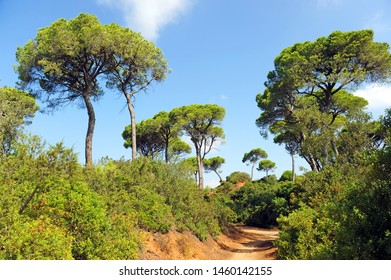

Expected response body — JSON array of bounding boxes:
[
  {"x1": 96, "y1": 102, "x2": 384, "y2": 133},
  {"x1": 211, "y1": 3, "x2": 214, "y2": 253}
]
[{"x1": 1, "y1": 0, "x2": 391, "y2": 186}]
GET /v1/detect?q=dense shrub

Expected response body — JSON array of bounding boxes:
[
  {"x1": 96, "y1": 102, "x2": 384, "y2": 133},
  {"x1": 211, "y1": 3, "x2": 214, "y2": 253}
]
[
  {"x1": 228, "y1": 181, "x2": 294, "y2": 228},
  {"x1": 275, "y1": 161, "x2": 391, "y2": 260},
  {"x1": 279, "y1": 170, "x2": 293, "y2": 181},
  {"x1": 0, "y1": 216, "x2": 74, "y2": 260},
  {"x1": 85, "y1": 157, "x2": 228, "y2": 240},
  {"x1": 0, "y1": 141, "x2": 142, "y2": 259},
  {"x1": 226, "y1": 171, "x2": 251, "y2": 184}
]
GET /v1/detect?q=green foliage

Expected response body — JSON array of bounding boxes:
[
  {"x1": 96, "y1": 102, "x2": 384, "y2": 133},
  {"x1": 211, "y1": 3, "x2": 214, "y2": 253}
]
[
  {"x1": 275, "y1": 206, "x2": 338, "y2": 259},
  {"x1": 16, "y1": 13, "x2": 109, "y2": 102},
  {"x1": 119, "y1": 186, "x2": 174, "y2": 233},
  {"x1": 242, "y1": 148, "x2": 268, "y2": 179},
  {"x1": 85, "y1": 157, "x2": 228, "y2": 241},
  {"x1": 203, "y1": 156, "x2": 225, "y2": 182},
  {"x1": 99, "y1": 214, "x2": 142, "y2": 260},
  {"x1": 170, "y1": 104, "x2": 226, "y2": 189},
  {"x1": 16, "y1": 13, "x2": 112, "y2": 166},
  {"x1": 260, "y1": 174, "x2": 278, "y2": 185},
  {"x1": 0, "y1": 140, "x2": 141, "y2": 260},
  {"x1": 9, "y1": 15, "x2": 391, "y2": 262},
  {"x1": 0, "y1": 216, "x2": 74, "y2": 260},
  {"x1": 105, "y1": 23, "x2": 168, "y2": 93},
  {"x1": 16, "y1": 13, "x2": 169, "y2": 165},
  {"x1": 228, "y1": 181, "x2": 294, "y2": 228},
  {"x1": 122, "y1": 111, "x2": 190, "y2": 162},
  {"x1": 257, "y1": 30, "x2": 391, "y2": 171},
  {"x1": 226, "y1": 171, "x2": 251, "y2": 184},
  {"x1": 105, "y1": 24, "x2": 169, "y2": 159},
  {"x1": 257, "y1": 159, "x2": 276, "y2": 176},
  {"x1": 123, "y1": 118, "x2": 165, "y2": 159},
  {"x1": 0, "y1": 87, "x2": 39, "y2": 156},
  {"x1": 276, "y1": 159, "x2": 391, "y2": 259},
  {"x1": 279, "y1": 170, "x2": 293, "y2": 181}
]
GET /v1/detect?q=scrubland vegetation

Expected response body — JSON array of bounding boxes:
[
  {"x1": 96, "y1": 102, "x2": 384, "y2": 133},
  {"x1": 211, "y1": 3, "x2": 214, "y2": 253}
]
[{"x1": 1, "y1": 14, "x2": 391, "y2": 260}]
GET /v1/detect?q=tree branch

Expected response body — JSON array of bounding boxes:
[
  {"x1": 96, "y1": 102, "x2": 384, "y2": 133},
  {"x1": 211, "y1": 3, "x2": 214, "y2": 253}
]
[{"x1": 19, "y1": 185, "x2": 40, "y2": 215}]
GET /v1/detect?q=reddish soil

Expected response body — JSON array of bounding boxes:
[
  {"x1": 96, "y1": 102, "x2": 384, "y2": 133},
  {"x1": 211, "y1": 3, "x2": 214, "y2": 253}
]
[{"x1": 141, "y1": 224, "x2": 279, "y2": 260}]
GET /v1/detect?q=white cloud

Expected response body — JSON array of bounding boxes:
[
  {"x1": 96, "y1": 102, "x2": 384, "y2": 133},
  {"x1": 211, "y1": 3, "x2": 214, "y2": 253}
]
[
  {"x1": 354, "y1": 84, "x2": 391, "y2": 111},
  {"x1": 97, "y1": 0, "x2": 192, "y2": 41}
]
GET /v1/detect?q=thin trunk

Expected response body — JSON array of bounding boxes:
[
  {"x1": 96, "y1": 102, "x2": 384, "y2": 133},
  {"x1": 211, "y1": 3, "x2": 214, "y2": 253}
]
[
  {"x1": 331, "y1": 139, "x2": 339, "y2": 158},
  {"x1": 84, "y1": 95, "x2": 96, "y2": 167},
  {"x1": 308, "y1": 153, "x2": 319, "y2": 172},
  {"x1": 291, "y1": 151, "x2": 295, "y2": 182},
  {"x1": 250, "y1": 164, "x2": 255, "y2": 180},
  {"x1": 195, "y1": 145, "x2": 204, "y2": 189},
  {"x1": 164, "y1": 139, "x2": 169, "y2": 163},
  {"x1": 214, "y1": 170, "x2": 223, "y2": 182},
  {"x1": 125, "y1": 94, "x2": 137, "y2": 160}
]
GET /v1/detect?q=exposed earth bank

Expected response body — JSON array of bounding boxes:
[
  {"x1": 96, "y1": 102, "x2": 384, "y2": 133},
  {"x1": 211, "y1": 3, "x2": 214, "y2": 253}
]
[{"x1": 141, "y1": 224, "x2": 279, "y2": 260}]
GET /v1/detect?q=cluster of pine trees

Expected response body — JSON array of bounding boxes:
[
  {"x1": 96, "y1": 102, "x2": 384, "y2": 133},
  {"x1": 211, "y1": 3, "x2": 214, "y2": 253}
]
[{"x1": 1, "y1": 13, "x2": 391, "y2": 259}]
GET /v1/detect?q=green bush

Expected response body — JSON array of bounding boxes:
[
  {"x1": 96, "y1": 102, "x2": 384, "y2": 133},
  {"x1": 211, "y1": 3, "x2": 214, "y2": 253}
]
[
  {"x1": 127, "y1": 186, "x2": 174, "y2": 233},
  {"x1": 275, "y1": 205, "x2": 338, "y2": 259},
  {"x1": 228, "y1": 181, "x2": 294, "y2": 228},
  {"x1": 226, "y1": 171, "x2": 251, "y2": 184},
  {"x1": 85, "y1": 157, "x2": 226, "y2": 240},
  {"x1": 0, "y1": 141, "x2": 142, "y2": 260},
  {"x1": 275, "y1": 162, "x2": 391, "y2": 260},
  {"x1": 1, "y1": 137, "x2": 234, "y2": 259},
  {"x1": 279, "y1": 170, "x2": 293, "y2": 181},
  {"x1": 0, "y1": 216, "x2": 73, "y2": 260},
  {"x1": 99, "y1": 214, "x2": 142, "y2": 260}
]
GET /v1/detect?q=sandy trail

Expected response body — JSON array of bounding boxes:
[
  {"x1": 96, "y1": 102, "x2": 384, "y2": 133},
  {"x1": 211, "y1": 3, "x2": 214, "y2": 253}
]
[
  {"x1": 216, "y1": 224, "x2": 279, "y2": 260},
  {"x1": 142, "y1": 224, "x2": 279, "y2": 260}
]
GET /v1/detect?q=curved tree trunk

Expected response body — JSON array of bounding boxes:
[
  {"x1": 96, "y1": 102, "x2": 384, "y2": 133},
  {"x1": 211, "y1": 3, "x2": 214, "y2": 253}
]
[
  {"x1": 214, "y1": 170, "x2": 223, "y2": 182},
  {"x1": 84, "y1": 95, "x2": 96, "y2": 167},
  {"x1": 125, "y1": 94, "x2": 137, "y2": 160}
]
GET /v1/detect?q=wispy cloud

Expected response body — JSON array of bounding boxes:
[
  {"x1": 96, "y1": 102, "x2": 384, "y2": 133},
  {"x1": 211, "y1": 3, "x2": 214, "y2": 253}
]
[
  {"x1": 354, "y1": 84, "x2": 391, "y2": 111},
  {"x1": 364, "y1": 11, "x2": 391, "y2": 34},
  {"x1": 96, "y1": 0, "x2": 192, "y2": 41}
]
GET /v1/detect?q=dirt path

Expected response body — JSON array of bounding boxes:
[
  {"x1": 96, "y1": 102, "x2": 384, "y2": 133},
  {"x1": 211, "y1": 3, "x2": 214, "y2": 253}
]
[
  {"x1": 216, "y1": 224, "x2": 279, "y2": 260},
  {"x1": 142, "y1": 224, "x2": 279, "y2": 260}
]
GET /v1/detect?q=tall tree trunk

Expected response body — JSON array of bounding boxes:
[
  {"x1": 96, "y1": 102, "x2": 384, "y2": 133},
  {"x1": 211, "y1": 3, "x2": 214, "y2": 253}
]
[
  {"x1": 331, "y1": 139, "x2": 339, "y2": 159},
  {"x1": 250, "y1": 164, "x2": 255, "y2": 180},
  {"x1": 291, "y1": 151, "x2": 295, "y2": 182},
  {"x1": 195, "y1": 145, "x2": 204, "y2": 189},
  {"x1": 308, "y1": 153, "x2": 319, "y2": 172},
  {"x1": 84, "y1": 95, "x2": 95, "y2": 167},
  {"x1": 125, "y1": 94, "x2": 137, "y2": 160},
  {"x1": 164, "y1": 140, "x2": 169, "y2": 163}
]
